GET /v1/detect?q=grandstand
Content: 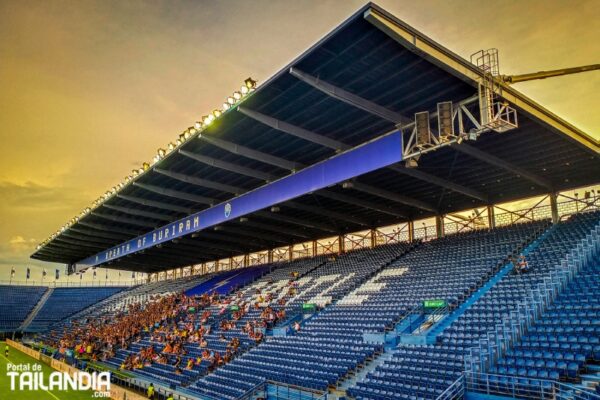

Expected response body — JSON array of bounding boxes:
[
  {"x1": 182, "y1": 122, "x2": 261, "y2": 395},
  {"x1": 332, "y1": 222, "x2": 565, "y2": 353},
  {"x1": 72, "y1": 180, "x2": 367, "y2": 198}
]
[{"x1": 2, "y1": 3, "x2": 599, "y2": 400}]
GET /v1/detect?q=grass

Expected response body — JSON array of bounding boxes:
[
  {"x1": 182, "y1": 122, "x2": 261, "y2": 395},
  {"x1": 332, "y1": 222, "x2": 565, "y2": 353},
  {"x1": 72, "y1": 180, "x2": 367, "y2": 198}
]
[{"x1": 1, "y1": 342, "x2": 103, "y2": 400}]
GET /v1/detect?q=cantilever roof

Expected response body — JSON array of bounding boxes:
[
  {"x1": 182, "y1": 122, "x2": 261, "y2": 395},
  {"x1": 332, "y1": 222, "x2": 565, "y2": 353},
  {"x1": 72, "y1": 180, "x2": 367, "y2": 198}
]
[{"x1": 31, "y1": 3, "x2": 599, "y2": 272}]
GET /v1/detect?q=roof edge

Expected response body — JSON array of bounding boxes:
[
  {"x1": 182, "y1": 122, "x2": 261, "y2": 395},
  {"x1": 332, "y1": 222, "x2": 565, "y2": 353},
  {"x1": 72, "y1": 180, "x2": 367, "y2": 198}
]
[{"x1": 364, "y1": 4, "x2": 599, "y2": 154}]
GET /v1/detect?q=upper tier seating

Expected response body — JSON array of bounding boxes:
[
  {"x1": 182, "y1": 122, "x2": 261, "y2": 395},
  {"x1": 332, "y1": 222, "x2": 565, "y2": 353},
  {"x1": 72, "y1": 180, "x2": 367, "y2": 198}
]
[
  {"x1": 0, "y1": 285, "x2": 47, "y2": 331},
  {"x1": 187, "y1": 242, "x2": 421, "y2": 399},
  {"x1": 348, "y1": 211, "x2": 600, "y2": 400}
]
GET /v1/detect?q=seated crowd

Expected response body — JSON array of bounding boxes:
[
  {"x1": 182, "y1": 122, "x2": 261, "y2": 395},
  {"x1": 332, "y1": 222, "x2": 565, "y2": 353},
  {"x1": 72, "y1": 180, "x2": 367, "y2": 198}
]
[{"x1": 43, "y1": 271, "x2": 304, "y2": 378}]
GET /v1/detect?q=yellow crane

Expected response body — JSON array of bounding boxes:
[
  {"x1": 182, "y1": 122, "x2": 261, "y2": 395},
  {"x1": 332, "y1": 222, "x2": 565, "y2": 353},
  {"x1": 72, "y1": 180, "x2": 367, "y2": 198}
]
[{"x1": 501, "y1": 63, "x2": 600, "y2": 84}]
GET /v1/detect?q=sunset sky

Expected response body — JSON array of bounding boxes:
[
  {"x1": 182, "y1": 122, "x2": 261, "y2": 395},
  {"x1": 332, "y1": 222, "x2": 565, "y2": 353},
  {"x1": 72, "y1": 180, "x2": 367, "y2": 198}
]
[{"x1": 0, "y1": 0, "x2": 598, "y2": 283}]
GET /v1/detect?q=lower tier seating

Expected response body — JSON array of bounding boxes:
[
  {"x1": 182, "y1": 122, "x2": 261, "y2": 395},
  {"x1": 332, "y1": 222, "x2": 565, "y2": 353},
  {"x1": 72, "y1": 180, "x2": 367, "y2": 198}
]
[{"x1": 0, "y1": 285, "x2": 46, "y2": 330}]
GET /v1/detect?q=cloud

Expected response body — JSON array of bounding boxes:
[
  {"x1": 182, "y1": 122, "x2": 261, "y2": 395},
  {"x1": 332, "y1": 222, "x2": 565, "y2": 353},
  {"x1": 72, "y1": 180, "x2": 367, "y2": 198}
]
[
  {"x1": 8, "y1": 235, "x2": 37, "y2": 252},
  {"x1": 0, "y1": 180, "x2": 81, "y2": 211}
]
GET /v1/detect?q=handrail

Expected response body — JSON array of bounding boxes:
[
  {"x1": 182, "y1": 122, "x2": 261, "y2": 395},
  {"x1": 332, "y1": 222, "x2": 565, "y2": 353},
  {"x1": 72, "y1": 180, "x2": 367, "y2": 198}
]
[
  {"x1": 464, "y1": 371, "x2": 600, "y2": 400},
  {"x1": 234, "y1": 379, "x2": 267, "y2": 400},
  {"x1": 436, "y1": 374, "x2": 464, "y2": 400},
  {"x1": 465, "y1": 221, "x2": 600, "y2": 374}
]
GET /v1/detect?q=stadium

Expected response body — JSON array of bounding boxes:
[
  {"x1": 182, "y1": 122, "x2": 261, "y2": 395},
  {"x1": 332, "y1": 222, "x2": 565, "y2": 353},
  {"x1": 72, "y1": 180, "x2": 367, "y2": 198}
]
[{"x1": 1, "y1": 2, "x2": 600, "y2": 400}]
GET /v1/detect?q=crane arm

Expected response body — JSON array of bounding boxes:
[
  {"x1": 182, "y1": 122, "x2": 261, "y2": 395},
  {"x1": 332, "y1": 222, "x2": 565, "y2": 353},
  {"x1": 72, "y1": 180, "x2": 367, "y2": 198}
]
[{"x1": 501, "y1": 63, "x2": 600, "y2": 84}]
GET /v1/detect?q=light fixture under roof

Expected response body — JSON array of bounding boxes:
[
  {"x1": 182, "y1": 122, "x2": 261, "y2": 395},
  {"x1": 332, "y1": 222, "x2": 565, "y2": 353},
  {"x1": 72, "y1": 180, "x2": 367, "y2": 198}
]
[{"x1": 37, "y1": 77, "x2": 259, "y2": 251}]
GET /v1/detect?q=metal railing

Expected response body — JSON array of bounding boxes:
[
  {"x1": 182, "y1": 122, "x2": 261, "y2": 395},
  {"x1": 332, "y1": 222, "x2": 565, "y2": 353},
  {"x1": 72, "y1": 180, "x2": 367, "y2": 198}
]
[
  {"x1": 0, "y1": 279, "x2": 139, "y2": 287},
  {"x1": 436, "y1": 375, "x2": 465, "y2": 400},
  {"x1": 406, "y1": 304, "x2": 449, "y2": 335},
  {"x1": 464, "y1": 372, "x2": 600, "y2": 399},
  {"x1": 465, "y1": 220, "x2": 600, "y2": 378},
  {"x1": 257, "y1": 381, "x2": 327, "y2": 400}
]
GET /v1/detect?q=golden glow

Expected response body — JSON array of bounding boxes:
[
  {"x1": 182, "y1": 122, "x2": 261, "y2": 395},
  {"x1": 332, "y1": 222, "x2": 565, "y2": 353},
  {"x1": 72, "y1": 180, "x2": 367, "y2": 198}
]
[{"x1": 1, "y1": 1, "x2": 596, "y2": 279}]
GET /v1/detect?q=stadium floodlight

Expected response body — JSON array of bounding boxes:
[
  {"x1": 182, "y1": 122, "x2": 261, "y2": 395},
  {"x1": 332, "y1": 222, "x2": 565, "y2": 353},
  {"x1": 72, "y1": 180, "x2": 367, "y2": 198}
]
[
  {"x1": 203, "y1": 115, "x2": 213, "y2": 126},
  {"x1": 233, "y1": 91, "x2": 242, "y2": 100},
  {"x1": 142, "y1": 162, "x2": 150, "y2": 170},
  {"x1": 222, "y1": 102, "x2": 231, "y2": 110},
  {"x1": 239, "y1": 217, "x2": 249, "y2": 222},
  {"x1": 194, "y1": 121, "x2": 202, "y2": 129},
  {"x1": 244, "y1": 77, "x2": 257, "y2": 89},
  {"x1": 437, "y1": 101, "x2": 454, "y2": 140},
  {"x1": 167, "y1": 142, "x2": 176, "y2": 151},
  {"x1": 227, "y1": 96, "x2": 235, "y2": 105},
  {"x1": 415, "y1": 111, "x2": 431, "y2": 147},
  {"x1": 240, "y1": 85, "x2": 249, "y2": 95},
  {"x1": 158, "y1": 148, "x2": 166, "y2": 158},
  {"x1": 405, "y1": 158, "x2": 419, "y2": 168},
  {"x1": 213, "y1": 109, "x2": 222, "y2": 118},
  {"x1": 271, "y1": 206, "x2": 280, "y2": 213}
]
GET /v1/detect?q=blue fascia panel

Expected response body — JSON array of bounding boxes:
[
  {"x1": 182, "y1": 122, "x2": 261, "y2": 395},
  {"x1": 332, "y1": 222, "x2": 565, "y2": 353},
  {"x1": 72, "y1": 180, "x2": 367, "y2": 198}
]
[{"x1": 75, "y1": 130, "x2": 402, "y2": 269}]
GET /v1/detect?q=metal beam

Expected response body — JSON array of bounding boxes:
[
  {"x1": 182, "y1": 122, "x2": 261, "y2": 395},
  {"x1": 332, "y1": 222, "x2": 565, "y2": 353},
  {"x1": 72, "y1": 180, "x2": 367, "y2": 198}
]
[
  {"x1": 133, "y1": 182, "x2": 216, "y2": 205},
  {"x1": 185, "y1": 236, "x2": 242, "y2": 253},
  {"x1": 199, "y1": 135, "x2": 301, "y2": 171},
  {"x1": 147, "y1": 244, "x2": 225, "y2": 262},
  {"x1": 238, "y1": 219, "x2": 313, "y2": 240},
  {"x1": 46, "y1": 240, "x2": 99, "y2": 252},
  {"x1": 217, "y1": 226, "x2": 291, "y2": 244},
  {"x1": 179, "y1": 149, "x2": 275, "y2": 181},
  {"x1": 316, "y1": 190, "x2": 407, "y2": 218},
  {"x1": 256, "y1": 211, "x2": 337, "y2": 233},
  {"x1": 154, "y1": 168, "x2": 242, "y2": 195},
  {"x1": 289, "y1": 67, "x2": 411, "y2": 125},
  {"x1": 285, "y1": 200, "x2": 369, "y2": 227},
  {"x1": 450, "y1": 143, "x2": 554, "y2": 190},
  {"x1": 364, "y1": 7, "x2": 599, "y2": 154},
  {"x1": 78, "y1": 220, "x2": 141, "y2": 236},
  {"x1": 54, "y1": 237, "x2": 106, "y2": 250},
  {"x1": 117, "y1": 194, "x2": 192, "y2": 214},
  {"x1": 36, "y1": 247, "x2": 83, "y2": 258},
  {"x1": 196, "y1": 230, "x2": 264, "y2": 248},
  {"x1": 241, "y1": 106, "x2": 485, "y2": 203},
  {"x1": 102, "y1": 204, "x2": 173, "y2": 222},
  {"x1": 69, "y1": 226, "x2": 131, "y2": 241},
  {"x1": 62, "y1": 231, "x2": 115, "y2": 246},
  {"x1": 237, "y1": 106, "x2": 349, "y2": 151},
  {"x1": 387, "y1": 164, "x2": 488, "y2": 202},
  {"x1": 348, "y1": 181, "x2": 437, "y2": 212},
  {"x1": 91, "y1": 211, "x2": 158, "y2": 229}
]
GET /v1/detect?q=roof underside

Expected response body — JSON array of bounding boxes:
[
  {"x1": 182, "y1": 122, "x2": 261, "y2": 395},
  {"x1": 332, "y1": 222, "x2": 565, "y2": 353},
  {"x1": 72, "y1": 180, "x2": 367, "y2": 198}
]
[{"x1": 31, "y1": 3, "x2": 600, "y2": 272}]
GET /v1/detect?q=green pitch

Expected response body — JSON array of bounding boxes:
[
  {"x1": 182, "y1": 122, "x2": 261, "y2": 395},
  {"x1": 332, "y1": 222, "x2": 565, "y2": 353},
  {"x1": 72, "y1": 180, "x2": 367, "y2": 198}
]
[{"x1": 0, "y1": 342, "x2": 99, "y2": 400}]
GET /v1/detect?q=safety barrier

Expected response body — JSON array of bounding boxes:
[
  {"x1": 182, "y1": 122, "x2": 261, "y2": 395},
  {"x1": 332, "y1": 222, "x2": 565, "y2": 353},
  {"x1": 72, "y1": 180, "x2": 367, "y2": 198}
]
[{"x1": 464, "y1": 220, "x2": 600, "y2": 397}]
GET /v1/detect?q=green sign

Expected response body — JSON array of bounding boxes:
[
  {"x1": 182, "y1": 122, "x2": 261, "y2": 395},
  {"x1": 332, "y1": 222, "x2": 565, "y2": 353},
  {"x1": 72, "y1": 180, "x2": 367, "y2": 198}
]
[
  {"x1": 302, "y1": 303, "x2": 316, "y2": 312},
  {"x1": 230, "y1": 305, "x2": 240, "y2": 312},
  {"x1": 423, "y1": 299, "x2": 447, "y2": 309}
]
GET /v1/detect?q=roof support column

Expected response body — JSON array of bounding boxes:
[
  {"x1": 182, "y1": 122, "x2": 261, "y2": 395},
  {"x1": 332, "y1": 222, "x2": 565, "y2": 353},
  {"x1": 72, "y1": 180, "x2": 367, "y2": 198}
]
[
  {"x1": 312, "y1": 241, "x2": 317, "y2": 257},
  {"x1": 408, "y1": 221, "x2": 414, "y2": 243},
  {"x1": 268, "y1": 250, "x2": 273, "y2": 264},
  {"x1": 487, "y1": 205, "x2": 496, "y2": 229},
  {"x1": 338, "y1": 235, "x2": 345, "y2": 254},
  {"x1": 550, "y1": 192, "x2": 559, "y2": 224},
  {"x1": 436, "y1": 215, "x2": 445, "y2": 238},
  {"x1": 289, "y1": 245, "x2": 294, "y2": 261},
  {"x1": 244, "y1": 254, "x2": 249, "y2": 267},
  {"x1": 370, "y1": 229, "x2": 377, "y2": 248}
]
